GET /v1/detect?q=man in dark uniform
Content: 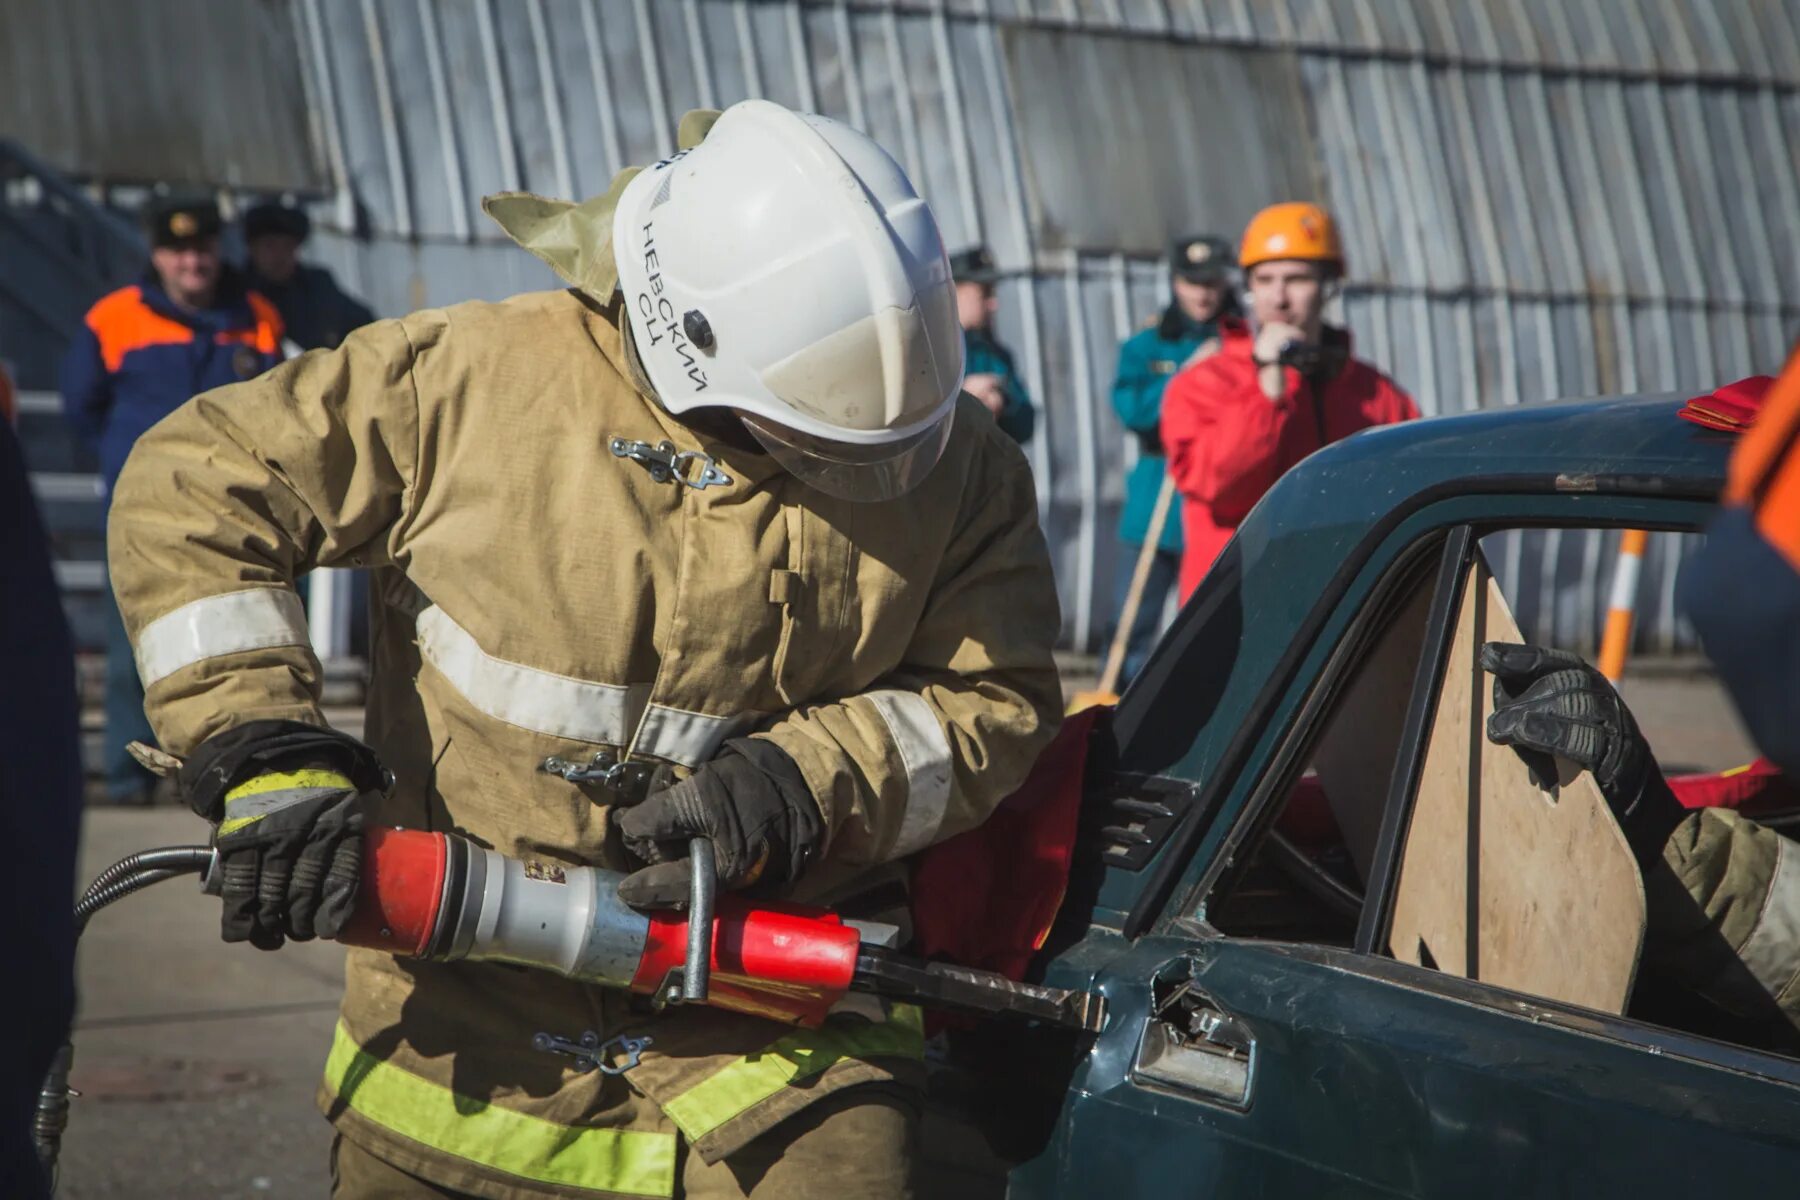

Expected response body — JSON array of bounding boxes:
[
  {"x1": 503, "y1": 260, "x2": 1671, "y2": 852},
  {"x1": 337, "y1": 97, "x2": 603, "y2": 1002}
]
[
  {"x1": 60, "y1": 196, "x2": 285, "y2": 805},
  {"x1": 1107, "y1": 234, "x2": 1239, "y2": 683},
  {"x1": 950, "y1": 245, "x2": 1035, "y2": 445},
  {"x1": 243, "y1": 200, "x2": 375, "y2": 351}
]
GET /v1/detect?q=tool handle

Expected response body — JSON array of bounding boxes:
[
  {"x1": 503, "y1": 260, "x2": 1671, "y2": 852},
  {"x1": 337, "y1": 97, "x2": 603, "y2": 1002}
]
[{"x1": 682, "y1": 838, "x2": 715, "y2": 1001}]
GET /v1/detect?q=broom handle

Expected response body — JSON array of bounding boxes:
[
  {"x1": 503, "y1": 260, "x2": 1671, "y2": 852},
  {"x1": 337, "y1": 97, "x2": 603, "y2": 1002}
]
[{"x1": 1098, "y1": 471, "x2": 1178, "y2": 696}]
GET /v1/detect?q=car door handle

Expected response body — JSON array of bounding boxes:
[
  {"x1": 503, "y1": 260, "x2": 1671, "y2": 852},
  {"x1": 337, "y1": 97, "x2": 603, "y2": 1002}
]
[{"x1": 1131, "y1": 984, "x2": 1255, "y2": 1110}]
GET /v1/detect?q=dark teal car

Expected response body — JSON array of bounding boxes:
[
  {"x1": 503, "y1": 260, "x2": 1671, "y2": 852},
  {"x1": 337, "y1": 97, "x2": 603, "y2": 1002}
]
[{"x1": 977, "y1": 395, "x2": 1800, "y2": 1195}]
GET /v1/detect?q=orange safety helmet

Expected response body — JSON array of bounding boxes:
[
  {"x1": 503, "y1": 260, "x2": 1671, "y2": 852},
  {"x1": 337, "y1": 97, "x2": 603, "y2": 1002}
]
[{"x1": 1239, "y1": 202, "x2": 1345, "y2": 276}]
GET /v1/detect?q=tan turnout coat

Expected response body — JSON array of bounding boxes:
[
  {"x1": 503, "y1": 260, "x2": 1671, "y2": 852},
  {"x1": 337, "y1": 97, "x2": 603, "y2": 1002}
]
[{"x1": 107, "y1": 276, "x2": 1062, "y2": 1197}]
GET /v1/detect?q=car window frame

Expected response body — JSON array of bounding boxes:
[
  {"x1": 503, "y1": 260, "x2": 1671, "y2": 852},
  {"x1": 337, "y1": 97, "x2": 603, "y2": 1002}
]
[
  {"x1": 1182, "y1": 526, "x2": 1455, "y2": 935},
  {"x1": 1167, "y1": 495, "x2": 1716, "y2": 937},
  {"x1": 1164, "y1": 496, "x2": 1800, "y2": 1084},
  {"x1": 1118, "y1": 482, "x2": 1719, "y2": 941}
]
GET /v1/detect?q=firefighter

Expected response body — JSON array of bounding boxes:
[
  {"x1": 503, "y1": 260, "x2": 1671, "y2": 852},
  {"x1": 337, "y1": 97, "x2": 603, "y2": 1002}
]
[
  {"x1": 1108, "y1": 234, "x2": 1237, "y2": 684},
  {"x1": 60, "y1": 196, "x2": 284, "y2": 806},
  {"x1": 1684, "y1": 345, "x2": 1800, "y2": 778},
  {"x1": 1483, "y1": 641, "x2": 1800, "y2": 1039},
  {"x1": 109, "y1": 102, "x2": 1061, "y2": 1198},
  {"x1": 1617, "y1": 343, "x2": 1800, "y2": 1035},
  {"x1": 949, "y1": 245, "x2": 1036, "y2": 444},
  {"x1": 243, "y1": 200, "x2": 376, "y2": 351},
  {"x1": 1161, "y1": 202, "x2": 1417, "y2": 599}
]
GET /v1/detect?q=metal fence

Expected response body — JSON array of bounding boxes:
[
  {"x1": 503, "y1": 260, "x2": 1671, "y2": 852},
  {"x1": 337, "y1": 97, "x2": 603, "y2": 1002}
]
[{"x1": 21, "y1": 0, "x2": 1800, "y2": 651}]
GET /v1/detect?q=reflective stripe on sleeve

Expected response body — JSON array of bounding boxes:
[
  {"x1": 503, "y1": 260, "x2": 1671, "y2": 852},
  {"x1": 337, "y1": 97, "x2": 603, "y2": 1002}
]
[
  {"x1": 134, "y1": 588, "x2": 311, "y2": 687},
  {"x1": 1736, "y1": 833, "x2": 1800, "y2": 1003},
  {"x1": 659, "y1": 1005, "x2": 924, "y2": 1142},
  {"x1": 632, "y1": 704, "x2": 760, "y2": 768},
  {"x1": 415, "y1": 605, "x2": 640, "y2": 746},
  {"x1": 865, "y1": 691, "x2": 954, "y2": 858},
  {"x1": 322, "y1": 1024, "x2": 676, "y2": 1197}
]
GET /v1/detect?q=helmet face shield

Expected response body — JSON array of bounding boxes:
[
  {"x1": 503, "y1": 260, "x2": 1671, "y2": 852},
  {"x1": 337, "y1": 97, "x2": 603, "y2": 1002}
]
[{"x1": 743, "y1": 407, "x2": 956, "y2": 503}]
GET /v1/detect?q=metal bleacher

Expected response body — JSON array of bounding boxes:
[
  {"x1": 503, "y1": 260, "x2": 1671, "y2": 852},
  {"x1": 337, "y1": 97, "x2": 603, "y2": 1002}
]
[{"x1": 3, "y1": 139, "x2": 144, "y2": 660}]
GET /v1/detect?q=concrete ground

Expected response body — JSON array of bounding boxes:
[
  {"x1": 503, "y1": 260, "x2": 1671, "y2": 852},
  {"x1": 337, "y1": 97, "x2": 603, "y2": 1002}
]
[
  {"x1": 54, "y1": 670, "x2": 1754, "y2": 1196},
  {"x1": 57, "y1": 810, "x2": 342, "y2": 1199},
  {"x1": 1616, "y1": 662, "x2": 1758, "y2": 775}
]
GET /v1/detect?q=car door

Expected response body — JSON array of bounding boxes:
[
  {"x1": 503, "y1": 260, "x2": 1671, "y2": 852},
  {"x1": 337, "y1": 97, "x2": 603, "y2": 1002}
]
[
  {"x1": 1041, "y1": 933, "x2": 1800, "y2": 1197},
  {"x1": 1017, "y1": 517, "x2": 1800, "y2": 1198}
]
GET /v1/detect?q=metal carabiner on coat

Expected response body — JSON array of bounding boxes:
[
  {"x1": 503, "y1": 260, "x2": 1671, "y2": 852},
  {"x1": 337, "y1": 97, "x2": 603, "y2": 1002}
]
[
  {"x1": 608, "y1": 437, "x2": 732, "y2": 491},
  {"x1": 530, "y1": 1030, "x2": 652, "y2": 1075},
  {"x1": 539, "y1": 750, "x2": 659, "y2": 804}
]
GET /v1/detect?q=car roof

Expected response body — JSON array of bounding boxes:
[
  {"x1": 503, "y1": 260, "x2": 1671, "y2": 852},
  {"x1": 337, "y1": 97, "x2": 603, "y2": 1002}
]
[{"x1": 1271, "y1": 393, "x2": 1732, "y2": 528}]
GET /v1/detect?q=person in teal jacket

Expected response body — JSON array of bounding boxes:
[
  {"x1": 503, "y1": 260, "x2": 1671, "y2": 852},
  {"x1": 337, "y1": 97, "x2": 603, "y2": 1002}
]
[
  {"x1": 1109, "y1": 234, "x2": 1238, "y2": 683},
  {"x1": 951, "y1": 245, "x2": 1035, "y2": 444}
]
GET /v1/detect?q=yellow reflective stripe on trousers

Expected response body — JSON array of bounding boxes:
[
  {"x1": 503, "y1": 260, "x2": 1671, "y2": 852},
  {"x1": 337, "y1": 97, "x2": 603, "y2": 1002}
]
[
  {"x1": 660, "y1": 1005, "x2": 925, "y2": 1141},
  {"x1": 323, "y1": 1024, "x2": 676, "y2": 1197}
]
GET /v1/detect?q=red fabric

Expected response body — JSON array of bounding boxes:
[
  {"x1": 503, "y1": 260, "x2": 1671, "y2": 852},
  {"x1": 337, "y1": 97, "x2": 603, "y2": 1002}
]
[
  {"x1": 1679, "y1": 376, "x2": 1773, "y2": 433},
  {"x1": 1275, "y1": 775, "x2": 1338, "y2": 844},
  {"x1": 909, "y1": 706, "x2": 1098, "y2": 981},
  {"x1": 1668, "y1": 758, "x2": 1800, "y2": 817},
  {"x1": 1162, "y1": 321, "x2": 1420, "y2": 599}
]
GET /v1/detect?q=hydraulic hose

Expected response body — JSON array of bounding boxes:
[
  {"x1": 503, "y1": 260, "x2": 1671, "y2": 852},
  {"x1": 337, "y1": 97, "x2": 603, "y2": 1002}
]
[
  {"x1": 75, "y1": 845, "x2": 208, "y2": 903},
  {"x1": 38, "y1": 845, "x2": 212, "y2": 1185},
  {"x1": 74, "y1": 847, "x2": 212, "y2": 932}
]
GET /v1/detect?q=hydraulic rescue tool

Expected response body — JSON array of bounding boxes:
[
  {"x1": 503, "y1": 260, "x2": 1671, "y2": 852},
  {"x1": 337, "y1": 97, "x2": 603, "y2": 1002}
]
[{"x1": 37, "y1": 825, "x2": 1106, "y2": 1178}]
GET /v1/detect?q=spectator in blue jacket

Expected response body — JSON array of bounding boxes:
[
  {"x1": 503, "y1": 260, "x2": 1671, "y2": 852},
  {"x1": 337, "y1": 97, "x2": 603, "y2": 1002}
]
[
  {"x1": 950, "y1": 245, "x2": 1035, "y2": 445},
  {"x1": 1108, "y1": 234, "x2": 1238, "y2": 683},
  {"x1": 0, "y1": 415, "x2": 82, "y2": 1199},
  {"x1": 59, "y1": 196, "x2": 285, "y2": 805},
  {"x1": 243, "y1": 200, "x2": 375, "y2": 351}
]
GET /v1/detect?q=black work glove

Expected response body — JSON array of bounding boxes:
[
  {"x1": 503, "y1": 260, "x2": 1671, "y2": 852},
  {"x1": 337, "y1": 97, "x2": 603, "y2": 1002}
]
[
  {"x1": 615, "y1": 738, "x2": 823, "y2": 910},
  {"x1": 1481, "y1": 642, "x2": 1686, "y2": 864},
  {"x1": 179, "y1": 720, "x2": 388, "y2": 950}
]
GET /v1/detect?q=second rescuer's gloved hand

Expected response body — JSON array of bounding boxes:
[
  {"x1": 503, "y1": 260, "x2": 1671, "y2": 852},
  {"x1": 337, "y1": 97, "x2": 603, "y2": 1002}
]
[
  {"x1": 615, "y1": 738, "x2": 823, "y2": 910},
  {"x1": 179, "y1": 720, "x2": 388, "y2": 950},
  {"x1": 1480, "y1": 641, "x2": 1686, "y2": 863}
]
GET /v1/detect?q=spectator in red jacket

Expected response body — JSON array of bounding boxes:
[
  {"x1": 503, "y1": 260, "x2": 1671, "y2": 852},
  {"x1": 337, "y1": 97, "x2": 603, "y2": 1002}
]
[{"x1": 1162, "y1": 202, "x2": 1418, "y2": 598}]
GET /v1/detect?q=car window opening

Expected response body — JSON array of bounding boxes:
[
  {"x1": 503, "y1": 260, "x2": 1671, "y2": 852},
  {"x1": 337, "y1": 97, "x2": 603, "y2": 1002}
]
[{"x1": 1207, "y1": 521, "x2": 1800, "y2": 1065}]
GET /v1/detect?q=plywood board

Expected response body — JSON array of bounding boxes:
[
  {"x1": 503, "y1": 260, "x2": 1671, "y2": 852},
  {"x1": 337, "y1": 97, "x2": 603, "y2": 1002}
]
[{"x1": 1386, "y1": 558, "x2": 1646, "y2": 1015}]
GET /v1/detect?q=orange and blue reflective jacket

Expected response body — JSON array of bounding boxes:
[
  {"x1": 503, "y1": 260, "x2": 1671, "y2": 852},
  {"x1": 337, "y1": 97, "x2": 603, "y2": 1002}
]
[
  {"x1": 58, "y1": 271, "x2": 283, "y2": 492},
  {"x1": 1684, "y1": 346, "x2": 1800, "y2": 777}
]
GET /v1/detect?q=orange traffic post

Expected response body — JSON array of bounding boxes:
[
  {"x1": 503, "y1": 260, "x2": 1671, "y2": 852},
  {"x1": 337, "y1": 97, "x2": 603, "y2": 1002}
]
[{"x1": 1597, "y1": 529, "x2": 1649, "y2": 683}]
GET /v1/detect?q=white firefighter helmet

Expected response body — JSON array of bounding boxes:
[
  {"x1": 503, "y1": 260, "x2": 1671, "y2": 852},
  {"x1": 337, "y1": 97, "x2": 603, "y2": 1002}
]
[{"x1": 612, "y1": 99, "x2": 964, "y2": 502}]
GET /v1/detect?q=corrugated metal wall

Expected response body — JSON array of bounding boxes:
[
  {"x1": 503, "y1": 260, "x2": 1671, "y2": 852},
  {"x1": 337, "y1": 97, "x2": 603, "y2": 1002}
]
[
  {"x1": 67, "y1": 0, "x2": 1800, "y2": 651},
  {"x1": 0, "y1": 0, "x2": 325, "y2": 190}
]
